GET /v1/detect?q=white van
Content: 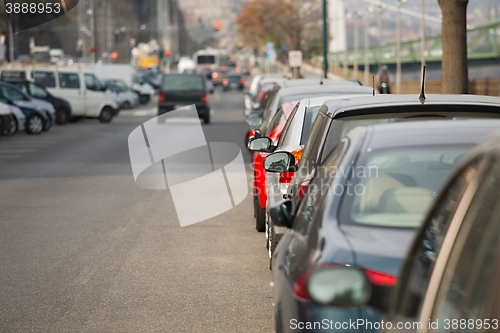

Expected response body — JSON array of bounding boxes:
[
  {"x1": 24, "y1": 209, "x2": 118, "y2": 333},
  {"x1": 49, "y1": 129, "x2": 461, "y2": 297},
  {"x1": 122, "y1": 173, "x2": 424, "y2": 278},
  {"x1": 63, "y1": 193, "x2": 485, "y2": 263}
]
[
  {"x1": 0, "y1": 65, "x2": 120, "y2": 123},
  {"x1": 92, "y1": 64, "x2": 155, "y2": 104}
]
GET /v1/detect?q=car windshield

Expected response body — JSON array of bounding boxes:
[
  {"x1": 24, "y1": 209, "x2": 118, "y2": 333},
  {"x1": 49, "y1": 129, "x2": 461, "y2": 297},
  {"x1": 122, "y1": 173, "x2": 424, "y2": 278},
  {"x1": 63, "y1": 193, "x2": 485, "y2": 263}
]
[
  {"x1": 162, "y1": 75, "x2": 203, "y2": 91},
  {"x1": 339, "y1": 146, "x2": 470, "y2": 228}
]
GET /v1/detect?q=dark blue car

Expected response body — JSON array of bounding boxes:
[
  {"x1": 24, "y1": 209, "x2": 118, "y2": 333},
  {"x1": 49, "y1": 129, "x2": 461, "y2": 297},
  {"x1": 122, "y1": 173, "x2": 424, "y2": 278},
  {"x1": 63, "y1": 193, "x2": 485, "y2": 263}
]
[
  {"x1": 270, "y1": 120, "x2": 500, "y2": 333},
  {"x1": 0, "y1": 97, "x2": 48, "y2": 135}
]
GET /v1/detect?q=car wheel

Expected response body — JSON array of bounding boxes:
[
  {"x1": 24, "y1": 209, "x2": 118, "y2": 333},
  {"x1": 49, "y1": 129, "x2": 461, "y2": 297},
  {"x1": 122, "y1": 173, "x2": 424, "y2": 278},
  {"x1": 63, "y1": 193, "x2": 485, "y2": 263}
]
[
  {"x1": 99, "y1": 107, "x2": 114, "y2": 123},
  {"x1": 139, "y1": 95, "x2": 150, "y2": 104},
  {"x1": 26, "y1": 114, "x2": 43, "y2": 134},
  {"x1": 3, "y1": 117, "x2": 17, "y2": 136},
  {"x1": 268, "y1": 224, "x2": 278, "y2": 259},
  {"x1": 123, "y1": 101, "x2": 132, "y2": 109},
  {"x1": 255, "y1": 200, "x2": 266, "y2": 232},
  {"x1": 203, "y1": 111, "x2": 210, "y2": 124},
  {"x1": 43, "y1": 112, "x2": 52, "y2": 131},
  {"x1": 56, "y1": 107, "x2": 69, "y2": 124}
]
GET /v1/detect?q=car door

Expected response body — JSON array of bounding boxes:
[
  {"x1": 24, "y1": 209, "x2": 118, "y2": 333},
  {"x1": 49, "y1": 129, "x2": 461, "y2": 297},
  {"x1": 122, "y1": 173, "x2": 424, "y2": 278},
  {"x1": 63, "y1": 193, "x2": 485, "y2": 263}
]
[
  {"x1": 421, "y1": 160, "x2": 500, "y2": 333},
  {"x1": 84, "y1": 73, "x2": 105, "y2": 117},
  {"x1": 58, "y1": 72, "x2": 85, "y2": 116}
]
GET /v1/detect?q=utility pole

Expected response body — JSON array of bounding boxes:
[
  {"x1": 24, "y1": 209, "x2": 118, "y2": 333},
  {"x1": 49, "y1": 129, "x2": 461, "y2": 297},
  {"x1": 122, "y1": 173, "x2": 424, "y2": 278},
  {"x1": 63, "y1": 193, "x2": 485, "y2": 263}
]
[
  {"x1": 363, "y1": 9, "x2": 370, "y2": 85},
  {"x1": 421, "y1": 0, "x2": 426, "y2": 71},
  {"x1": 89, "y1": 0, "x2": 96, "y2": 63},
  {"x1": 322, "y1": 0, "x2": 328, "y2": 79},
  {"x1": 396, "y1": 0, "x2": 403, "y2": 94}
]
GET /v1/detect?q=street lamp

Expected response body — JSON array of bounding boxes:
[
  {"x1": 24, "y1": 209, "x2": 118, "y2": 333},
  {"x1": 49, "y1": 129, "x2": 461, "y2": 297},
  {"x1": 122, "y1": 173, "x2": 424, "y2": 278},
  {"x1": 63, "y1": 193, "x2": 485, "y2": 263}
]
[{"x1": 396, "y1": 0, "x2": 407, "y2": 94}]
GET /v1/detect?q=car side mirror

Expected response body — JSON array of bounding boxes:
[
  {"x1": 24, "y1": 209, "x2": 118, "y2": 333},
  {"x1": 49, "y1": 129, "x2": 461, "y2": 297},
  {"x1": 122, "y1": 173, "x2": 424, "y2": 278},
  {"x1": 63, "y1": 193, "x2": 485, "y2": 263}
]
[
  {"x1": 247, "y1": 114, "x2": 262, "y2": 128},
  {"x1": 270, "y1": 200, "x2": 294, "y2": 228},
  {"x1": 254, "y1": 129, "x2": 261, "y2": 138},
  {"x1": 100, "y1": 84, "x2": 107, "y2": 92},
  {"x1": 264, "y1": 152, "x2": 295, "y2": 173},
  {"x1": 248, "y1": 137, "x2": 276, "y2": 153},
  {"x1": 244, "y1": 108, "x2": 254, "y2": 117},
  {"x1": 307, "y1": 267, "x2": 372, "y2": 307}
]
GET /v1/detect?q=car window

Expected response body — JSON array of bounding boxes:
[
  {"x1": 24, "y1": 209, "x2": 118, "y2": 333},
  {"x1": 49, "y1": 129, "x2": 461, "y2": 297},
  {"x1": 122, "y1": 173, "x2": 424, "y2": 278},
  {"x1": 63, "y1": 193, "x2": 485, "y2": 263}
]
[
  {"x1": 293, "y1": 139, "x2": 348, "y2": 237},
  {"x1": 341, "y1": 146, "x2": 472, "y2": 228},
  {"x1": 266, "y1": 109, "x2": 284, "y2": 136},
  {"x1": 227, "y1": 76, "x2": 241, "y2": 83},
  {"x1": 33, "y1": 71, "x2": 56, "y2": 88},
  {"x1": 162, "y1": 76, "x2": 204, "y2": 91},
  {"x1": 298, "y1": 111, "x2": 331, "y2": 175},
  {"x1": 85, "y1": 74, "x2": 100, "y2": 91},
  {"x1": 29, "y1": 83, "x2": 48, "y2": 99},
  {"x1": 0, "y1": 85, "x2": 26, "y2": 101},
  {"x1": 10, "y1": 82, "x2": 28, "y2": 94},
  {"x1": 1, "y1": 70, "x2": 26, "y2": 80},
  {"x1": 300, "y1": 105, "x2": 321, "y2": 145},
  {"x1": 430, "y1": 161, "x2": 500, "y2": 332},
  {"x1": 277, "y1": 102, "x2": 300, "y2": 147},
  {"x1": 59, "y1": 73, "x2": 81, "y2": 89},
  {"x1": 391, "y1": 160, "x2": 479, "y2": 321},
  {"x1": 259, "y1": 91, "x2": 279, "y2": 133}
]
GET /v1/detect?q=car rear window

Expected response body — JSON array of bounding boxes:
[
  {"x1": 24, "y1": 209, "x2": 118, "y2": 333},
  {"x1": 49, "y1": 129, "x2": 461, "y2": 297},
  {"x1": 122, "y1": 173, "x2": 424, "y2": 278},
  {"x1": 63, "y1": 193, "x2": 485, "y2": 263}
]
[
  {"x1": 339, "y1": 146, "x2": 471, "y2": 229},
  {"x1": 197, "y1": 55, "x2": 215, "y2": 64},
  {"x1": 227, "y1": 76, "x2": 241, "y2": 83},
  {"x1": 162, "y1": 76, "x2": 204, "y2": 91}
]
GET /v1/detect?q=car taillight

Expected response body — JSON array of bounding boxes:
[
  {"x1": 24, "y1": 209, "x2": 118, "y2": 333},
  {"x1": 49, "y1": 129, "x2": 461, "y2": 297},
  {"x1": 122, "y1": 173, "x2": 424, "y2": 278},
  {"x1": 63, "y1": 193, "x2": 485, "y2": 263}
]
[
  {"x1": 240, "y1": 78, "x2": 245, "y2": 84},
  {"x1": 220, "y1": 67, "x2": 228, "y2": 73},
  {"x1": 212, "y1": 72, "x2": 219, "y2": 79},
  {"x1": 201, "y1": 93, "x2": 207, "y2": 104},
  {"x1": 364, "y1": 269, "x2": 397, "y2": 286},
  {"x1": 257, "y1": 91, "x2": 266, "y2": 102},
  {"x1": 293, "y1": 264, "x2": 397, "y2": 301},
  {"x1": 236, "y1": 67, "x2": 241, "y2": 73},
  {"x1": 248, "y1": 129, "x2": 255, "y2": 140},
  {"x1": 297, "y1": 180, "x2": 310, "y2": 201},
  {"x1": 279, "y1": 172, "x2": 295, "y2": 184},
  {"x1": 222, "y1": 79, "x2": 228, "y2": 85},
  {"x1": 159, "y1": 92, "x2": 165, "y2": 103}
]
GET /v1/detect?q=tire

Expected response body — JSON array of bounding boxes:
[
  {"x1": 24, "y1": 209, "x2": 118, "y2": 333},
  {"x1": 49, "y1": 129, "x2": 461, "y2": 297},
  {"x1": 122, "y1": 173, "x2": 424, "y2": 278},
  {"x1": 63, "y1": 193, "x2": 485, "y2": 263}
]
[
  {"x1": 43, "y1": 112, "x2": 52, "y2": 131},
  {"x1": 139, "y1": 94, "x2": 150, "y2": 104},
  {"x1": 56, "y1": 107, "x2": 69, "y2": 125},
  {"x1": 26, "y1": 114, "x2": 43, "y2": 134},
  {"x1": 3, "y1": 117, "x2": 17, "y2": 136},
  {"x1": 203, "y1": 110, "x2": 210, "y2": 124},
  {"x1": 99, "y1": 107, "x2": 114, "y2": 123},
  {"x1": 255, "y1": 199, "x2": 266, "y2": 232},
  {"x1": 123, "y1": 101, "x2": 132, "y2": 110}
]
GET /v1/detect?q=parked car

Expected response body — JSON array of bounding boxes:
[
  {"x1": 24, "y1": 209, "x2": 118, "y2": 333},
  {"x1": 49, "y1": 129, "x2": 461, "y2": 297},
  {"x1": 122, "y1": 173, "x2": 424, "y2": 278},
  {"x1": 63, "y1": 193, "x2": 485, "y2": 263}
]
[
  {"x1": 0, "y1": 66, "x2": 120, "y2": 122},
  {"x1": 249, "y1": 84, "x2": 374, "y2": 234},
  {"x1": 248, "y1": 101, "x2": 299, "y2": 232},
  {"x1": 269, "y1": 120, "x2": 500, "y2": 333},
  {"x1": 245, "y1": 74, "x2": 286, "y2": 110},
  {"x1": 222, "y1": 74, "x2": 245, "y2": 91},
  {"x1": 159, "y1": 73, "x2": 212, "y2": 124},
  {"x1": 0, "y1": 81, "x2": 55, "y2": 131},
  {"x1": 0, "y1": 97, "x2": 25, "y2": 136},
  {"x1": 103, "y1": 80, "x2": 139, "y2": 109},
  {"x1": 0, "y1": 100, "x2": 15, "y2": 137},
  {"x1": 282, "y1": 94, "x2": 500, "y2": 214},
  {"x1": 0, "y1": 96, "x2": 48, "y2": 134},
  {"x1": 3, "y1": 79, "x2": 72, "y2": 124}
]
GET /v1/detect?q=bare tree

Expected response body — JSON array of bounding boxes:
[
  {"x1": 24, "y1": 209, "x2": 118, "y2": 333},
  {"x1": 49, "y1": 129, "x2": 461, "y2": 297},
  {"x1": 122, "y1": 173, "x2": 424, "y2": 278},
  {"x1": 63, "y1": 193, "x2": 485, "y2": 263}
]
[{"x1": 438, "y1": 0, "x2": 469, "y2": 94}]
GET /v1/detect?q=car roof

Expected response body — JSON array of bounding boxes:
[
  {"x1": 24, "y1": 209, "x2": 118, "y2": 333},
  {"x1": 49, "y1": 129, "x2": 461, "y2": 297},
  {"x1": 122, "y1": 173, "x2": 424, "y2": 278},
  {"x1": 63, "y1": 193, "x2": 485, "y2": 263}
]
[
  {"x1": 278, "y1": 85, "x2": 373, "y2": 97},
  {"x1": 305, "y1": 94, "x2": 373, "y2": 108},
  {"x1": 322, "y1": 94, "x2": 500, "y2": 118},
  {"x1": 348, "y1": 119, "x2": 500, "y2": 151},
  {"x1": 277, "y1": 78, "x2": 360, "y2": 89}
]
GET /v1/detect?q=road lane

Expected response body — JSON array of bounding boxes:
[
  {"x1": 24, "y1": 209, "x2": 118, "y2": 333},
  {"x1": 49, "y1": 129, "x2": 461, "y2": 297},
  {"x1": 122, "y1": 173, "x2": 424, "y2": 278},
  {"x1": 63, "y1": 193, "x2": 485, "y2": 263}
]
[{"x1": 0, "y1": 88, "x2": 273, "y2": 332}]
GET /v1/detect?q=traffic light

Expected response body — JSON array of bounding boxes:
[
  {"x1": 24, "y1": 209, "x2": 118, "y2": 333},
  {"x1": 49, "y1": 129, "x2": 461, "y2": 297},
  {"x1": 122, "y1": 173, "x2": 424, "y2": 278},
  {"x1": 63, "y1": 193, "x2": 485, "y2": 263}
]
[{"x1": 215, "y1": 21, "x2": 221, "y2": 32}]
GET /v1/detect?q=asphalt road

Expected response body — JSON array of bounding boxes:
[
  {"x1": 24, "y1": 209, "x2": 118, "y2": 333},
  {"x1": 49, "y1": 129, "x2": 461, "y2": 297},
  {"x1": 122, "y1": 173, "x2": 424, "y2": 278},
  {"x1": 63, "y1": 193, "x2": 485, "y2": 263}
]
[{"x1": 0, "y1": 88, "x2": 274, "y2": 332}]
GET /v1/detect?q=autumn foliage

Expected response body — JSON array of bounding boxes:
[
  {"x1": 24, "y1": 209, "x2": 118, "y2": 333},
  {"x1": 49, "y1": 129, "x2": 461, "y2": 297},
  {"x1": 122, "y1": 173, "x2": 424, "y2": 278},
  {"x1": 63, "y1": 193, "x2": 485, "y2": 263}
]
[{"x1": 236, "y1": 0, "x2": 302, "y2": 51}]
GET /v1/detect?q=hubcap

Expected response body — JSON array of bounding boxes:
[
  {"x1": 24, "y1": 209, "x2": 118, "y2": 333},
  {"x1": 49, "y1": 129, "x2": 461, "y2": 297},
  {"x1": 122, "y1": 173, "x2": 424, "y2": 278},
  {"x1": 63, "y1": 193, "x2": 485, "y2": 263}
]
[{"x1": 29, "y1": 116, "x2": 43, "y2": 133}]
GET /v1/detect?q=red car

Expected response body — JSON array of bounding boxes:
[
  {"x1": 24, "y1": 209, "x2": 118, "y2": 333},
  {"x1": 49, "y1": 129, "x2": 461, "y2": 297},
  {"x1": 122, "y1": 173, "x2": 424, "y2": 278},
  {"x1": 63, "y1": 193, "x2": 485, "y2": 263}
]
[{"x1": 249, "y1": 101, "x2": 298, "y2": 232}]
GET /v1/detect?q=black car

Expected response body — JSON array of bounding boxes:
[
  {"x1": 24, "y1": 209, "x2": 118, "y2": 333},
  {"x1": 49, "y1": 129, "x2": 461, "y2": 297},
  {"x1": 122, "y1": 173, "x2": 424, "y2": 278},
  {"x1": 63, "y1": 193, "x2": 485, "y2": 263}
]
[
  {"x1": 282, "y1": 94, "x2": 500, "y2": 213},
  {"x1": 159, "y1": 73, "x2": 211, "y2": 124},
  {"x1": 269, "y1": 120, "x2": 500, "y2": 333},
  {"x1": 2, "y1": 79, "x2": 72, "y2": 124},
  {"x1": 222, "y1": 74, "x2": 245, "y2": 91}
]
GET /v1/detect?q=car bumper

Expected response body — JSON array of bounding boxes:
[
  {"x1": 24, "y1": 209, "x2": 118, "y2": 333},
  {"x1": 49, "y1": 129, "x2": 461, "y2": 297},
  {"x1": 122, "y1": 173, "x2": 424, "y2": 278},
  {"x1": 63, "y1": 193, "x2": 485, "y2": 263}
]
[{"x1": 158, "y1": 104, "x2": 209, "y2": 118}]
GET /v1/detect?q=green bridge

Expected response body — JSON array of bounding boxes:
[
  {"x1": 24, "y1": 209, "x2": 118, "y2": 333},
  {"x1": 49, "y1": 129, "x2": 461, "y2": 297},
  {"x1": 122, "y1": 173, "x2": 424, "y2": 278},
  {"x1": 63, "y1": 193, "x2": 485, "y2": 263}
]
[{"x1": 329, "y1": 21, "x2": 500, "y2": 72}]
